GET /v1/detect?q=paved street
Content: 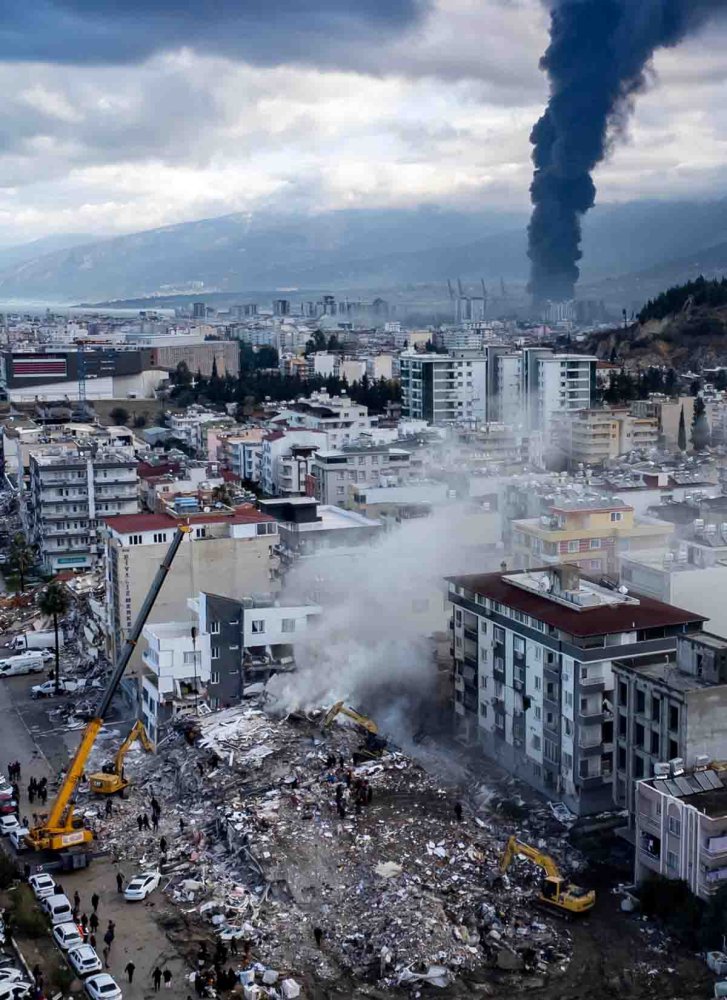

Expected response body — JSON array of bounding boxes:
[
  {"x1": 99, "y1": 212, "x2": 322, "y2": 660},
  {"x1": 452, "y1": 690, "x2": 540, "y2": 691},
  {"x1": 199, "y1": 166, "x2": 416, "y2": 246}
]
[{"x1": 0, "y1": 675, "x2": 190, "y2": 998}]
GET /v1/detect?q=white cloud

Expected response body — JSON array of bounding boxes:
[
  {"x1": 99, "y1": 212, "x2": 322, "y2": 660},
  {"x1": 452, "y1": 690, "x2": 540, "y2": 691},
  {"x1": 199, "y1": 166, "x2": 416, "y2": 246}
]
[{"x1": 0, "y1": 0, "x2": 724, "y2": 243}]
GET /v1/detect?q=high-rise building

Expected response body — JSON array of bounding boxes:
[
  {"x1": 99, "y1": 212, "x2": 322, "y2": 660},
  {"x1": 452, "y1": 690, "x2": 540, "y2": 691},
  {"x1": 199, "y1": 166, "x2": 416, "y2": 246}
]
[
  {"x1": 399, "y1": 350, "x2": 488, "y2": 425},
  {"x1": 273, "y1": 299, "x2": 291, "y2": 317},
  {"x1": 192, "y1": 302, "x2": 206, "y2": 319}
]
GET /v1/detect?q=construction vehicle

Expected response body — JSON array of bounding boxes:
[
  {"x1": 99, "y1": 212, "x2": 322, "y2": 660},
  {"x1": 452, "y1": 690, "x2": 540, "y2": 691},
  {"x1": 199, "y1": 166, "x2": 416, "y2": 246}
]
[
  {"x1": 499, "y1": 836, "x2": 595, "y2": 917},
  {"x1": 322, "y1": 700, "x2": 388, "y2": 763},
  {"x1": 25, "y1": 525, "x2": 192, "y2": 853},
  {"x1": 88, "y1": 720, "x2": 154, "y2": 795}
]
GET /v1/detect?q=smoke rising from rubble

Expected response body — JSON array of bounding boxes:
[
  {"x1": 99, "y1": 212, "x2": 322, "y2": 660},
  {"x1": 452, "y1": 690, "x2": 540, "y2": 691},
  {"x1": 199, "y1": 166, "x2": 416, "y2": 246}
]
[
  {"x1": 528, "y1": 0, "x2": 724, "y2": 304},
  {"x1": 266, "y1": 505, "x2": 495, "y2": 740}
]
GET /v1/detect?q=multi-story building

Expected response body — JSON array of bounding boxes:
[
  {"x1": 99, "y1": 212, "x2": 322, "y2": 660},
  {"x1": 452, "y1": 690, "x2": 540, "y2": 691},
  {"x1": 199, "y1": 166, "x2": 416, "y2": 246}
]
[
  {"x1": 103, "y1": 505, "x2": 280, "y2": 683},
  {"x1": 260, "y1": 429, "x2": 327, "y2": 496},
  {"x1": 511, "y1": 494, "x2": 674, "y2": 577},
  {"x1": 399, "y1": 350, "x2": 488, "y2": 425},
  {"x1": 25, "y1": 444, "x2": 138, "y2": 573},
  {"x1": 219, "y1": 428, "x2": 266, "y2": 483},
  {"x1": 613, "y1": 630, "x2": 727, "y2": 818},
  {"x1": 139, "y1": 592, "x2": 320, "y2": 742},
  {"x1": 526, "y1": 352, "x2": 596, "y2": 443},
  {"x1": 446, "y1": 563, "x2": 704, "y2": 814},
  {"x1": 557, "y1": 408, "x2": 659, "y2": 468},
  {"x1": 310, "y1": 444, "x2": 413, "y2": 506},
  {"x1": 634, "y1": 760, "x2": 727, "y2": 899},
  {"x1": 273, "y1": 391, "x2": 374, "y2": 449},
  {"x1": 306, "y1": 353, "x2": 337, "y2": 379}
]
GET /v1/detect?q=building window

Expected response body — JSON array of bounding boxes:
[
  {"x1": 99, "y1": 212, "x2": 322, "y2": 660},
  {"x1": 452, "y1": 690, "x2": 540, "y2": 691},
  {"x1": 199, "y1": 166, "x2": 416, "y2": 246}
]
[
  {"x1": 183, "y1": 651, "x2": 201, "y2": 666},
  {"x1": 618, "y1": 681, "x2": 628, "y2": 706},
  {"x1": 668, "y1": 816, "x2": 681, "y2": 837},
  {"x1": 153, "y1": 532, "x2": 167, "y2": 544},
  {"x1": 634, "y1": 755, "x2": 644, "y2": 779},
  {"x1": 617, "y1": 746, "x2": 626, "y2": 770},
  {"x1": 211, "y1": 646, "x2": 220, "y2": 660},
  {"x1": 210, "y1": 671, "x2": 220, "y2": 684},
  {"x1": 568, "y1": 540, "x2": 579, "y2": 553},
  {"x1": 636, "y1": 690, "x2": 645, "y2": 714},
  {"x1": 513, "y1": 637, "x2": 525, "y2": 654},
  {"x1": 532, "y1": 734, "x2": 541, "y2": 750},
  {"x1": 534, "y1": 706, "x2": 541, "y2": 720},
  {"x1": 669, "y1": 704, "x2": 679, "y2": 732},
  {"x1": 564, "y1": 718, "x2": 572, "y2": 736},
  {"x1": 534, "y1": 676, "x2": 541, "y2": 690},
  {"x1": 129, "y1": 534, "x2": 142, "y2": 546},
  {"x1": 251, "y1": 620, "x2": 265, "y2": 633},
  {"x1": 494, "y1": 626, "x2": 505, "y2": 643},
  {"x1": 651, "y1": 731, "x2": 660, "y2": 756},
  {"x1": 589, "y1": 538, "x2": 601, "y2": 549},
  {"x1": 667, "y1": 851, "x2": 678, "y2": 870},
  {"x1": 479, "y1": 703, "x2": 487, "y2": 718},
  {"x1": 209, "y1": 621, "x2": 220, "y2": 634},
  {"x1": 610, "y1": 512, "x2": 623, "y2": 523},
  {"x1": 564, "y1": 753, "x2": 573, "y2": 771},
  {"x1": 282, "y1": 619, "x2": 296, "y2": 633},
  {"x1": 634, "y1": 722, "x2": 645, "y2": 748},
  {"x1": 669, "y1": 738, "x2": 679, "y2": 759},
  {"x1": 195, "y1": 527, "x2": 207, "y2": 539},
  {"x1": 651, "y1": 696, "x2": 660, "y2": 722}
]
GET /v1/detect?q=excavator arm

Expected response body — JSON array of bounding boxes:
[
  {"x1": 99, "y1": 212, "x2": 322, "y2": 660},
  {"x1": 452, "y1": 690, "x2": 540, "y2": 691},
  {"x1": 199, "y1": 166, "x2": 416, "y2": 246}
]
[
  {"x1": 27, "y1": 524, "x2": 191, "y2": 851},
  {"x1": 322, "y1": 700, "x2": 379, "y2": 735},
  {"x1": 113, "y1": 720, "x2": 153, "y2": 773},
  {"x1": 500, "y1": 836, "x2": 561, "y2": 880}
]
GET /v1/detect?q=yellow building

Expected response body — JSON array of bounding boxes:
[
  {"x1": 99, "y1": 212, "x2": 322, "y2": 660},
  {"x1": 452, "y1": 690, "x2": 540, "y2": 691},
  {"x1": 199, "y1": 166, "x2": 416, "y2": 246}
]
[
  {"x1": 512, "y1": 495, "x2": 674, "y2": 576},
  {"x1": 560, "y1": 408, "x2": 659, "y2": 467}
]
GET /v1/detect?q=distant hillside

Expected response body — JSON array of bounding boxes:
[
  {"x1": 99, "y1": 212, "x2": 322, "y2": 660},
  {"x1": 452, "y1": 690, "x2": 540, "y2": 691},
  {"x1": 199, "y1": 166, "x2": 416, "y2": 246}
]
[{"x1": 586, "y1": 277, "x2": 727, "y2": 368}]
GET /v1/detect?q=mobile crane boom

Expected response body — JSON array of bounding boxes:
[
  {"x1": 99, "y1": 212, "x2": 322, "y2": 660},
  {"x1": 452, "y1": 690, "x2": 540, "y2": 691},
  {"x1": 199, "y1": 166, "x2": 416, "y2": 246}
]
[
  {"x1": 26, "y1": 525, "x2": 192, "y2": 852},
  {"x1": 500, "y1": 835, "x2": 595, "y2": 916}
]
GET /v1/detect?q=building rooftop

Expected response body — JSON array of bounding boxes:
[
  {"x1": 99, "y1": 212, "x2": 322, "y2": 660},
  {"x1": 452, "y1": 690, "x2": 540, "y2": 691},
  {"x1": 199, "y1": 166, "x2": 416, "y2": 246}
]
[
  {"x1": 613, "y1": 652, "x2": 714, "y2": 692},
  {"x1": 447, "y1": 568, "x2": 706, "y2": 638},
  {"x1": 549, "y1": 494, "x2": 632, "y2": 514},
  {"x1": 644, "y1": 766, "x2": 727, "y2": 819},
  {"x1": 104, "y1": 503, "x2": 273, "y2": 535},
  {"x1": 282, "y1": 505, "x2": 381, "y2": 533}
]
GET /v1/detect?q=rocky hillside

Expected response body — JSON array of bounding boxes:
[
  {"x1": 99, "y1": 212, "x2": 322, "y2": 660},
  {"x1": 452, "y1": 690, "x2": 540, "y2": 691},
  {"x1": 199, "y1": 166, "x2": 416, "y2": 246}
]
[{"x1": 586, "y1": 277, "x2": 727, "y2": 368}]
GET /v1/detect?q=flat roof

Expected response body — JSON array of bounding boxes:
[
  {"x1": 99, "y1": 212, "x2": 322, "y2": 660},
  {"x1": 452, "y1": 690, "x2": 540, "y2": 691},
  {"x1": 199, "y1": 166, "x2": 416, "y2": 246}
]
[
  {"x1": 645, "y1": 768, "x2": 727, "y2": 818},
  {"x1": 105, "y1": 503, "x2": 273, "y2": 534},
  {"x1": 447, "y1": 570, "x2": 706, "y2": 637},
  {"x1": 283, "y1": 505, "x2": 381, "y2": 532},
  {"x1": 613, "y1": 653, "x2": 712, "y2": 692}
]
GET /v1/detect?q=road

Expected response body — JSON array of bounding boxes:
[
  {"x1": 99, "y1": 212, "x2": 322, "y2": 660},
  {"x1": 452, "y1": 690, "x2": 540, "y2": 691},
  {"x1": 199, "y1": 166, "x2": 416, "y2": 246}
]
[{"x1": 0, "y1": 674, "x2": 190, "y2": 999}]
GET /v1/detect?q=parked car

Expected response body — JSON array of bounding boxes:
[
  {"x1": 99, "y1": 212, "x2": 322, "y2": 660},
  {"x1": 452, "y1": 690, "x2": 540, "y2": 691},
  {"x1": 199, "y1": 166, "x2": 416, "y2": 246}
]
[
  {"x1": 41, "y1": 893, "x2": 73, "y2": 925},
  {"x1": 123, "y1": 871, "x2": 160, "y2": 901},
  {"x1": 52, "y1": 922, "x2": 84, "y2": 952},
  {"x1": 0, "y1": 972, "x2": 25, "y2": 986},
  {"x1": 0, "y1": 983, "x2": 32, "y2": 1000},
  {"x1": 8, "y1": 828, "x2": 28, "y2": 852},
  {"x1": 28, "y1": 873, "x2": 56, "y2": 899},
  {"x1": 0, "y1": 790, "x2": 14, "y2": 802},
  {"x1": 84, "y1": 974, "x2": 122, "y2": 1000},
  {"x1": 0, "y1": 804, "x2": 18, "y2": 818},
  {"x1": 30, "y1": 678, "x2": 84, "y2": 698},
  {"x1": 67, "y1": 945, "x2": 102, "y2": 978},
  {"x1": 0, "y1": 817, "x2": 19, "y2": 836}
]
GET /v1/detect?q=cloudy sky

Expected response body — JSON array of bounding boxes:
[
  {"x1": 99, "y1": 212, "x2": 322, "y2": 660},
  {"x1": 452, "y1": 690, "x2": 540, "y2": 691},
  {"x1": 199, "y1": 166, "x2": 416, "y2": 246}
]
[{"x1": 0, "y1": 0, "x2": 725, "y2": 245}]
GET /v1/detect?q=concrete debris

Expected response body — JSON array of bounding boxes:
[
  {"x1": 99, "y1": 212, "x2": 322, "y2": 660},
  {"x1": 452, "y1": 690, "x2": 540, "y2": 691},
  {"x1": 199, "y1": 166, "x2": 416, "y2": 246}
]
[{"x1": 77, "y1": 703, "x2": 577, "y2": 994}]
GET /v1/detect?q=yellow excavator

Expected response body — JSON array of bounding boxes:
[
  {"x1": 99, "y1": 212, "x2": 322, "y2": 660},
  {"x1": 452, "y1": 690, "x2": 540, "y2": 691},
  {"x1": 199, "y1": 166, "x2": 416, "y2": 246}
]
[
  {"x1": 322, "y1": 701, "x2": 388, "y2": 763},
  {"x1": 25, "y1": 525, "x2": 191, "y2": 853},
  {"x1": 500, "y1": 835, "x2": 595, "y2": 917},
  {"x1": 88, "y1": 720, "x2": 154, "y2": 795}
]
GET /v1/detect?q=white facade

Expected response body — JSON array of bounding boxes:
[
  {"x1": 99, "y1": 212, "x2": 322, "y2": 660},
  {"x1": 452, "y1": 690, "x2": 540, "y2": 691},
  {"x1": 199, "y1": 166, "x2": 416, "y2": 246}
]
[
  {"x1": 141, "y1": 621, "x2": 212, "y2": 742},
  {"x1": 260, "y1": 429, "x2": 326, "y2": 496},
  {"x1": 399, "y1": 351, "x2": 488, "y2": 426},
  {"x1": 534, "y1": 355, "x2": 595, "y2": 442},
  {"x1": 273, "y1": 392, "x2": 374, "y2": 449}
]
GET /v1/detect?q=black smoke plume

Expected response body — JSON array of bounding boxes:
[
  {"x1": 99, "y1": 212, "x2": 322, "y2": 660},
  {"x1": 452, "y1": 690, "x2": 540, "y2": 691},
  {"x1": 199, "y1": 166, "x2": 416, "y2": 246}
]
[{"x1": 528, "y1": 0, "x2": 724, "y2": 304}]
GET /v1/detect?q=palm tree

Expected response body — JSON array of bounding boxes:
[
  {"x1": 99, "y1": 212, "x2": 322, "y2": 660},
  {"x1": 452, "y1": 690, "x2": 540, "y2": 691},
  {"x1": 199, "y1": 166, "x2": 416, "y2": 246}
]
[
  {"x1": 9, "y1": 534, "x2": 36, "y2": 593},
  {"x1": 38, "y1": 581, "x2": 69, "y2": 694}
]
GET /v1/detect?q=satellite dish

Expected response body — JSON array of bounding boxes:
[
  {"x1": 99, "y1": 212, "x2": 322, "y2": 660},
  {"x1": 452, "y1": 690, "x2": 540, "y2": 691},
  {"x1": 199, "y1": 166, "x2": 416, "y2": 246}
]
[{"x1": 618, "y1": 585, "x2": 629, "y2": 595}]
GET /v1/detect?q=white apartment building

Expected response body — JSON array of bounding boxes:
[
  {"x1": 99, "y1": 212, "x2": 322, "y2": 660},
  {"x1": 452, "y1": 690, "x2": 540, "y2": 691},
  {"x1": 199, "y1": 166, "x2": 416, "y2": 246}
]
[
  {"x1": 167, "y1": 407, "x2": 235, "y2": 455},
  {"x1": 26, "y1": 444, "x2": 139, "y2": 573},
  {"x1": 528, "y1": 353, "x2": 596, "y2": 441},
  {"x1": 447, "y1": 563, "x2": 704, "y2": 815},
  {"x1": 260, "y1": 429, "x2": 327, "y2": 496},
  {"x1": 140, "y1": 621, "x2": 211, "y2": 743},
  {"x1": 220, "y1": 428, "x2": 266, "y2": 483},
  {"x1": 399, "y1": 351, "x2": 488, "y2": 425},
  {"x1": 306, "y1": 353, "x2": 337, "y2": 378},
  {"x1": 272, "y1": 391, "x2": 374, "y2": 449},
  {"x1": 310, "y1": 444, "x2": 413, "y2": 506}
]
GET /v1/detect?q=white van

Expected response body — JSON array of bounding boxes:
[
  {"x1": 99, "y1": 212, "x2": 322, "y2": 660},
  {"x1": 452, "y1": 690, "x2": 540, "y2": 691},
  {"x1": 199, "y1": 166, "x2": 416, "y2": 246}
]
[
  {"x1": 41, "y1": 893, "x2": 73, "y2": 925},
  {"x1": 0, "y1": 652, "x2": 45, "y2": 677}
]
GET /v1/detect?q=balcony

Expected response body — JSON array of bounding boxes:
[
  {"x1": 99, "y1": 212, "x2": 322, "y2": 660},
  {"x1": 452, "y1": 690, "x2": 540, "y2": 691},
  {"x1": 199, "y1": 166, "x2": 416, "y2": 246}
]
[
  {"x1": 464, "y1": 627, "x2": 478, "y2": 643},
  {"x1": 580, "y1": 675, "x2": 606, "y2": 691},
  {"x1": 704, "y1": 835, "x2": 727, "y2": 859}
]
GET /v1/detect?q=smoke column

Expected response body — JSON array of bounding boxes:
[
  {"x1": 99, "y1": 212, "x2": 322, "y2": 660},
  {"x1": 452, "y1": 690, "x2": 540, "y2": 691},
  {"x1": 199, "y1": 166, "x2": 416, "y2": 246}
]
[{"x1": 528, "y1": 0, "x2": 724, "y2": 304}]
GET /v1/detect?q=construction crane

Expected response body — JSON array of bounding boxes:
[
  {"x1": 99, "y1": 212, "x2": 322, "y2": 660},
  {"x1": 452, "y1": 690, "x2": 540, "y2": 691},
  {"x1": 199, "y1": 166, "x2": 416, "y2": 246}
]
[
  {"x1": 25, "y1": 525, "x2": 192, "y2": 853},
  {"x1": 499, "y1": 836, "x2": 595, "y2": 917},
  {"x1": 88, "y1": 720, "x2": 153, "y2": 796},
  {"x1": 322, "y1": 701, "x2": 387, "y2": 762}
]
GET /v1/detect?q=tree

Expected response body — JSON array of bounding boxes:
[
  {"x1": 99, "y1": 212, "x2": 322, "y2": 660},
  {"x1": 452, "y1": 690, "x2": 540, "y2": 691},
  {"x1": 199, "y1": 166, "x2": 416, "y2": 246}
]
[
  {"x1": 173, "y1": 361, "x2": 193, "y2": 388},
  {"x1": 9, "y1": 534, "x2": 35, "y2": 593},
  {"x1": 692, "y1": 396, "x2": 710, "y2": 451},
  {"x1": 38, "y1": 581, "x2": 69, "y2": 695},
  {"x1": 132, "y1": 414, "x2": 147, "y2": 428},
  {"x1": 109, "y1": 406, "x2": 129, "y2": 426},
  {"x1": 677, "y1": 405, "x2": 687, "y2": 451},
  {"x1": 255, "y1": 345, "x2": 279, "y2": 370}
]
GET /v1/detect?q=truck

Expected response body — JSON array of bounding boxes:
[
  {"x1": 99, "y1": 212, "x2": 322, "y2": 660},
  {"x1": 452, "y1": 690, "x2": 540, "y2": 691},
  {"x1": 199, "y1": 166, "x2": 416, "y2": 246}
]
[
  {"x1": 8, "y1": 630, "x2": 64, "y2": 652},
  {"x1": 0, "y1": 651, "x2": 48, "y2": 677}
]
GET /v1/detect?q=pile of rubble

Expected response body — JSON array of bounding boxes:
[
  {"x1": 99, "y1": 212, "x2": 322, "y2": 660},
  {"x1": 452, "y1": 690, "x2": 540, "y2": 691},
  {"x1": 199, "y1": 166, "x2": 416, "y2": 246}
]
[{"x1": 81, "y1": 705, "x2": 579, "y2": 994}]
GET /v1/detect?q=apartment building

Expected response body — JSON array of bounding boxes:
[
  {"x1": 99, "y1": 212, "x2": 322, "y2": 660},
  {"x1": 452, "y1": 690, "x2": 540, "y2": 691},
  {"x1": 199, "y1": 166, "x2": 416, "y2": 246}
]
[
  {"x1": 399, "y1": 351, "x2": 488, "y2": 425},
  {"x1": 447, "y1": 563, "x2": 703, "y2": 814},
  {"x1": 139, "y1": 592, "x2": 320, "y2": 742},
  {"x1": 25, "y1": 444, "x2": 139, "y2": 573},
  {"x1": 612, "y1": 631, "x2": 727, "y2": 818},
  {"x1": 558, "y1": 408, "x2": 659, "y2": 468},
  {"x1": 167, "y1": 407, "x2": 236, "y2": 456},
  {"x1": 635, "y1": 761, "x2": 727, "y2": 899},
  {"x1": 310, "y1": 444, "x2": 413, "y2": 506},
  {"x1": 511, "y1": 494, "x2": 674, "y2": 577},
  {"x1": 272, "y1": 391, "x2": 374, "y2": 448},
  {"x1": 219, "y1": 428, "x2": 265, "y2": 483},
  {"x1": 258, "y1": 496, "x2": 382, "y2": 568},
  {"x1": 260, "y1": 429, "x2": 326, "y2": 496},
  {"x1": 103, "y1": 504, "x2": 280, "y2": 677}
]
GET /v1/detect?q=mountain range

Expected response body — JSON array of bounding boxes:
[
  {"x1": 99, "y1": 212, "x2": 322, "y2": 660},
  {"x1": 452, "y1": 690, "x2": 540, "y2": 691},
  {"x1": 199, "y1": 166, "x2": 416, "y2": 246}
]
[{"x1": 1, "y1": 199, "x2": 727, "y2": 306}]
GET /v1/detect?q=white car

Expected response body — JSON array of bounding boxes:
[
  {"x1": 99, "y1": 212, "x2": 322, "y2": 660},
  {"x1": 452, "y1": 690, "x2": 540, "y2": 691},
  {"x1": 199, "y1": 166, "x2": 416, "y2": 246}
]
[
  {"x1": 123, "y1": 870, "x2": 160, "y2": 901},
  {"x1": 28, "y1": 873, "x2": 56, "y2": 899},
  {"x1": 0, "y1": 817, "x2": 19, "y2": 836},
  {"x1": 0, "y1": 790, "x2": 14, "y2": 802},
  {"x1": 0, "y1": 984, "x2": 32, "y2": 1000},
  {"x1": 8, "y1": 828, "x2": 28, "y2": 852},
  {"x1": 0, "y1": 972, "x2": 25, "y2": 986},
  {"x1": 67, "y1": 945, "x2": 102, "y2": 978},
  {"x1": 40, "y1": 650, "x2": 55, "y2": 664},
  {"x1": 52, "y1": 922, "x2": 84, "y2": 952},
  {"x1": 84, "y1": 973, "x2": 122, "y2": 1000}
]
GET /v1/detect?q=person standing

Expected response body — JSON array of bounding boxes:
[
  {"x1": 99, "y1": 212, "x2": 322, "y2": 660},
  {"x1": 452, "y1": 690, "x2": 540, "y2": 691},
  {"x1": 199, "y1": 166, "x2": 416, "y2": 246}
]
[
  {"x1": 73, "y1": 890, "x2": 81, "y2": 911},
  {"x1": 137, "y1": 814, "x2": 144, "y2": 832},
  {"x1": 160, "y1": 836, "x2": 167, "y2": 855},
  {"x1": 125, "y1": 962, "x2": 135, "y2": 984},
  {"x1": 163, "y1": 969, "x2": 172, "y2": 990},
  {"x1": 116, "y1": 872, "x2": 124, "y2": 893},
  {"x1": 152, "y1": 967, "x2": 163, "y2": 992},
  {"x1": 89, "y1": 912, "x2": 99, "y2": 934},
  {"x1": 91, "y1": 892, "x2": 99, "y2": 913}
]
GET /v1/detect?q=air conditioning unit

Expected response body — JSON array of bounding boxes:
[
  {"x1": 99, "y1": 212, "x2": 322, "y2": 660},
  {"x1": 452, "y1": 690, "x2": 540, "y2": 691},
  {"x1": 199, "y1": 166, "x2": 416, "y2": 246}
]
[
  {"x1": 653, "y1": 762, "x2": 670, "y2": 779},
  {"x1": 694, "y1": 754, "x2": 710, "y2": 771},
  {"x1": 669, "y1": 757, "x2": 685, "y2": 778}
]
